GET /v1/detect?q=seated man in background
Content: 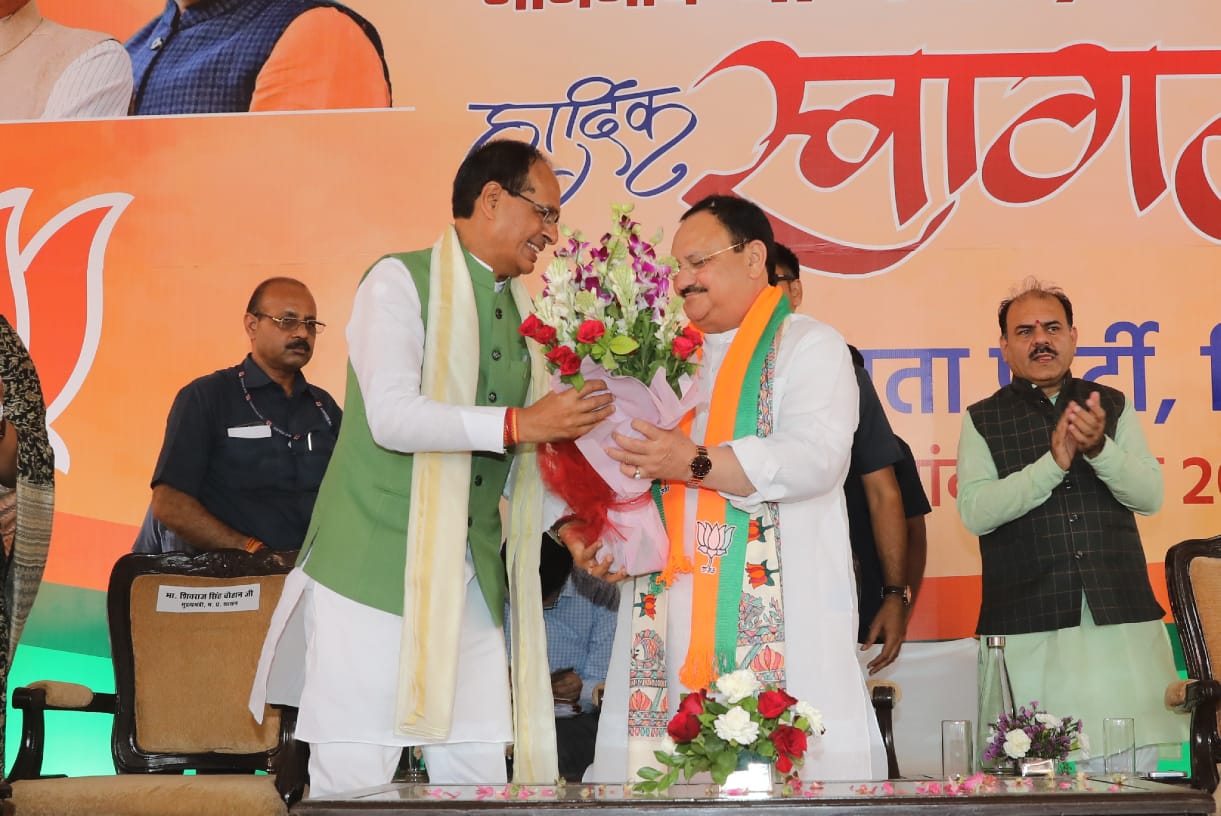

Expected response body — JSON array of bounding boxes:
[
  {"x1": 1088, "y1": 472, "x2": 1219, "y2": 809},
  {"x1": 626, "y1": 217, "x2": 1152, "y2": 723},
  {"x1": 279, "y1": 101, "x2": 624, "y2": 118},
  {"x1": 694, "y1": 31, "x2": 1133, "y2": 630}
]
[
  {"x1": 138, "y1": 277, "x2": 340, "y2": 554},
  {"x1": 534, "y1": 537, "x2": 617, "y2": 782}
]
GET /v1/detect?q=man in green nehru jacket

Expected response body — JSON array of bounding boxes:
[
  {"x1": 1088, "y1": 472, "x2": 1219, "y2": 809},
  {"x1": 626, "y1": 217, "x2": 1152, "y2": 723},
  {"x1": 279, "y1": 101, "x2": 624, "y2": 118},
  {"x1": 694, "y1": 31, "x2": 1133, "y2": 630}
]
[{"x1": 250, "y1": 140, "x2": 612, "y2": 796}]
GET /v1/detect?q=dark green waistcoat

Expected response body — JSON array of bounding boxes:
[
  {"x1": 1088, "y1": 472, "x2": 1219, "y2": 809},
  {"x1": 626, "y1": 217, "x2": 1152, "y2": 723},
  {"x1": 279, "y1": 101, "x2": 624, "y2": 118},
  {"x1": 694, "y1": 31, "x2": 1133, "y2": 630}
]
[
  {"x1": 968, "y1": 375, "x2": 1164, "y2": 635},
  {"x1": 300, "y1": 248, "x2": 530, "y2": 620}
]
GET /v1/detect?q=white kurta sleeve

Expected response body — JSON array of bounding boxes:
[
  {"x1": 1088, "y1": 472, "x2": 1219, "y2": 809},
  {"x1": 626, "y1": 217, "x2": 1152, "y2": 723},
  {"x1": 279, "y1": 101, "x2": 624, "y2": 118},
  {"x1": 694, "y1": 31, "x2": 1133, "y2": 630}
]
[
  {"x1": 723, "y1": 318, "x2": 859, "y2": 511},
  {"x1": 347, "y1": 256, "x2": 507, "y2": 453}
]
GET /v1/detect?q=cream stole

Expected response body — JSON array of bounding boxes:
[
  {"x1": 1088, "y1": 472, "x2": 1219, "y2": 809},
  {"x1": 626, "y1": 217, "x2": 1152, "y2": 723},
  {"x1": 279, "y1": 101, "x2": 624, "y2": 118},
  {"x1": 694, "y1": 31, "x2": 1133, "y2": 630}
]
[{"x1": 393, "y1": 226, "x2": 556, "y2": 780}]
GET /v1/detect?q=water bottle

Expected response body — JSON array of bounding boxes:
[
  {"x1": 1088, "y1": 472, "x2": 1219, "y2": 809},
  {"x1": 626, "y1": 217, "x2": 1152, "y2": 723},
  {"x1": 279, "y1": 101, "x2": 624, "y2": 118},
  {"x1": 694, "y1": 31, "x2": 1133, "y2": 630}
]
[{"x1": 977, "y1": 635, "x2": 1016, "y2": 773}]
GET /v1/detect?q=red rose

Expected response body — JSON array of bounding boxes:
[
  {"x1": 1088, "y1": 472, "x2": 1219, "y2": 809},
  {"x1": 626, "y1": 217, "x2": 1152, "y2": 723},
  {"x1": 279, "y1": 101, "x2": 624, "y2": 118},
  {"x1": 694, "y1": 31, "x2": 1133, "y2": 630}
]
[
  {"x1": 576, "y1": 319, "x2": 606, "y2": 344},
  {"x1": 672, "y1": 334, "x2": 698, "y2": 361},
  {"x1": 667, "y1": 711, "x2": 701, "y2": 743},
  {"x1": 757, "y1": 688, "x2": 798, "y2": 719},
  {"x1": 681, "y1": 324, "x2": 703, "y2": 346},
  {"x1": 519, "y1": 314, "x2": 558, "y2": 345},
  {"x1": 769, "y1": 724, "x2": 808, "y2": 762},
  {"x1": 678, "y1": 688, "x2": 708, "y2": 716},
  {"x1": 518, "y1": 313, "x2": 543, "y2": 339},
  {"x1": 775, "y1": 752, "x2": 793, "y2": 774},
  {"x1": 545, "y1": 344, "x2": 581, "y2": 377},
  {"x1": 535, "y1": 323, "x2": 557, "y2": 345}
]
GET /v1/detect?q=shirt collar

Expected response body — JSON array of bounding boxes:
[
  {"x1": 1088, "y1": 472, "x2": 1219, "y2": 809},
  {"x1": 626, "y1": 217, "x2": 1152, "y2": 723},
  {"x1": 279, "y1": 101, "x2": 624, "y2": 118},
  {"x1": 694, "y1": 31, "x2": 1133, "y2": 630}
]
[
  {"x1": 166, "y1": 0, "x2": 247, "y2": 30},
  {"x1": 241, "y1": 354, "x2": 309, "y2": 398}
]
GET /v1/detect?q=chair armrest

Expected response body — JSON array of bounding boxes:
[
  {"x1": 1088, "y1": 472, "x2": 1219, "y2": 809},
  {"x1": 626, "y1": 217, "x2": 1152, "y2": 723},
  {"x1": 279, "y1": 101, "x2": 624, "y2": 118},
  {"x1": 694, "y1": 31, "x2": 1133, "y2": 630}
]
[{"x1": 8, "y1": 682, "x2": 116, "y2": 781}]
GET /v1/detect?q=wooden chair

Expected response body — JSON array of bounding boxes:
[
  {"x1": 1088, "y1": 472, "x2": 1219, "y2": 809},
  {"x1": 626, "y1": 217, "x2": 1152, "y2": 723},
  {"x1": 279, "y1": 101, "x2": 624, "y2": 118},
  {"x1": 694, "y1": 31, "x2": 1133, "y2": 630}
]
[
  {"x1": 1164, "y1": 535, "x2": 1221, "y2": 794},
  {"x1": 6, "y1": 550, "x2": 308, "y2": 815}
]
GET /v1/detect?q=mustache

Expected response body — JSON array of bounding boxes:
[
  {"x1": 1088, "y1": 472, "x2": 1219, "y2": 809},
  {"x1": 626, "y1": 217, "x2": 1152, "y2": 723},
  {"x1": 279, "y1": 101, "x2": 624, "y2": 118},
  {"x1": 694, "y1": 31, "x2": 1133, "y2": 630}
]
[
  {"x1": 1029, "y1": 343, "x2": 1055, "y2": 359},
  {"x1": 287, "y1": 340, "x2": 312, "y2": 352},
  {"x1": 678, "y1": 284, "x2": 707, "y2": 298}
]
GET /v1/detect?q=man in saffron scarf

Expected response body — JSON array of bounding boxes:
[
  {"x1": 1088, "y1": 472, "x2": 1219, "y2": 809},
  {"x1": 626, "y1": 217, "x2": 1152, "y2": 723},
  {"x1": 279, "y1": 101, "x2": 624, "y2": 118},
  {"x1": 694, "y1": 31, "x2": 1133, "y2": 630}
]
[{"x1": 562, "y1": 195, "x2": 887, "y2": 782}]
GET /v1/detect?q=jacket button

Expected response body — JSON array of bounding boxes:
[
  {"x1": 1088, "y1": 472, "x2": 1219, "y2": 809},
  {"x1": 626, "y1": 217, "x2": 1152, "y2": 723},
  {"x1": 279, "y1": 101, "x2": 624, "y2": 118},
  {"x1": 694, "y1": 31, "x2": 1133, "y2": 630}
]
[
  {"x1": 1074, "y1": 550, "x2": 1084, "y2": 559},
  {"x1": 488, "y1": 392, "x2": 498, "y2": 403},
  {"x1": 474, "y1": 475, "x2": 483, "y2": 486},
  {"x1": 491, "y1": 350, "x2": 502, "y2": 361},
  {"x1": 495, "y1": 307, "x2": 504, "y2": 319},
  {"x1": 1068, "y1": 513, "x2": 1079, "y2": 523},
  {"x1": 467, "y1": 516, "x2": 473, "y2": 528}
]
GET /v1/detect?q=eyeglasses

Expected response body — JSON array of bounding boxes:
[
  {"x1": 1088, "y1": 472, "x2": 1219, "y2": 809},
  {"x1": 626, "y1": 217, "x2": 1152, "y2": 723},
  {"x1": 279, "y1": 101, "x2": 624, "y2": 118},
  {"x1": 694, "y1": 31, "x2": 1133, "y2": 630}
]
[
  {"x1": 507, "y1": 189, "x2": 561, "y2": 225},
  {"x1": 677, "y1": 241, "x2": 745, "y2": 274},
  {"x1": 253, "y1": 313, "x2": 327, "y2": 333}
]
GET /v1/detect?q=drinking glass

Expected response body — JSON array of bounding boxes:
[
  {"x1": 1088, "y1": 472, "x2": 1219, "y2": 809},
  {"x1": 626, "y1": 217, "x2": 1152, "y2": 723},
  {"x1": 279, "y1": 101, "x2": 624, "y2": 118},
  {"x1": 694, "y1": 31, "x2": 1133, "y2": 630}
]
[
  {"x1": 1103, "y1": 716, "x2": 1136, "y2": 776},
  {"x1": 942, "y1": 719, "x2": 974, "y2": 778}
]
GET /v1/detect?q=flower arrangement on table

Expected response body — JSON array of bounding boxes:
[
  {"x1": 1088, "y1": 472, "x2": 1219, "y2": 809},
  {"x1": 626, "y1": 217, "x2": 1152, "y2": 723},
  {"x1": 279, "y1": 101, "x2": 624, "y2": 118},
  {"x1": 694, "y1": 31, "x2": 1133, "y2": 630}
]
[
  {"x1": 633, "y1": 669, "x2": 825, "y2": 793},
  {"x1": 519, "y1": 204, "x2": 703, "y2": 575},
  {"x1": 984, "y1": 701, "x2": 1086, "y2": 768}
]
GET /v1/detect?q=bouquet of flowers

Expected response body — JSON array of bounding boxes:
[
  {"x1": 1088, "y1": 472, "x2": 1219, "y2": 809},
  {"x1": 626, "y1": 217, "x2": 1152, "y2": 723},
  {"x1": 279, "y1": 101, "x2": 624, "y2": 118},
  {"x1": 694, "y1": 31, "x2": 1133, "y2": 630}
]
[
  {"x1": 520, "y1": 204, "x2": 703, "y2": 575},
  {"x1": 983, "y1": 701, "x2": 1085, "y2": 763},
  {"x1": 634, "y1": 669, "x2": 825, "y2": 793}
]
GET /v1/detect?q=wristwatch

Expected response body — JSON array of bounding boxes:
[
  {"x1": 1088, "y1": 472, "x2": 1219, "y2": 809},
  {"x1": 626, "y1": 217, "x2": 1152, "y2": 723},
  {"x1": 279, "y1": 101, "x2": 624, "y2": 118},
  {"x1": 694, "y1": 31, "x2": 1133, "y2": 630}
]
[
  {"x1": 881, "y1": 585, "x2": 911, "y2": 606},
  {"x1": 686, "y1": 445, "x2": 712, "y2": 489}
]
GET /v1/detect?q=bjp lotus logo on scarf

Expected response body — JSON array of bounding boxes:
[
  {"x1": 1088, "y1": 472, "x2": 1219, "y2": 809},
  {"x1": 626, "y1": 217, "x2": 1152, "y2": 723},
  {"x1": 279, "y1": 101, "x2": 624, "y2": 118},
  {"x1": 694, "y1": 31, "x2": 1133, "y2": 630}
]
[
  {"x1": 0, "y1": 187, "x2": 133, "y2": 474},
  {"x1": 694, "y1": 520, "x2": 735, "y2": 575}
]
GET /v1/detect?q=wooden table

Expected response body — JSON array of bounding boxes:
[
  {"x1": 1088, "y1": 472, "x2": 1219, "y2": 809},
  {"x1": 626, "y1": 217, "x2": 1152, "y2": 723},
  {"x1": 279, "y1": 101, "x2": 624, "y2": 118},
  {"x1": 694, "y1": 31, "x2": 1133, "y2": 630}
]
[{"x1": 293, "y1": 777, "x2": 1215, "y2": 815}]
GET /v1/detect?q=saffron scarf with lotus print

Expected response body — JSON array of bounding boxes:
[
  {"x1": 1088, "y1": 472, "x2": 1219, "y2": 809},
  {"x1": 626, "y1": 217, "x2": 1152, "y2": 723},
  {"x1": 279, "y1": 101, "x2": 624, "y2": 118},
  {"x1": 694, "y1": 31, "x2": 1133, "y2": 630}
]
[{"x1": 626, "y1": 286, "x2": 790, "y2": 777}]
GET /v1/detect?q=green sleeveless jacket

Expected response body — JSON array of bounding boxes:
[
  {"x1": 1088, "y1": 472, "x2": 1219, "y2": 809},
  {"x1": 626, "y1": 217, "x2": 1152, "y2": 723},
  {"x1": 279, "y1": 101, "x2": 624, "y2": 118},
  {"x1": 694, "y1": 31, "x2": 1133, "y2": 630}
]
[{"x1": 300, "y1": 248, "x2": 530, "y2": 620}]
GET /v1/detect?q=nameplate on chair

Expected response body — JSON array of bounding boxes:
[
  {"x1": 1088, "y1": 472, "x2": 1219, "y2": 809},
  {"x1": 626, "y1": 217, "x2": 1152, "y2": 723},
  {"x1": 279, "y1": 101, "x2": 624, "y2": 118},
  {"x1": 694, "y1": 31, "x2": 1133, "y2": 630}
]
[{"x1": 156, "y1": 583, "x2": 261, "y2": 613}]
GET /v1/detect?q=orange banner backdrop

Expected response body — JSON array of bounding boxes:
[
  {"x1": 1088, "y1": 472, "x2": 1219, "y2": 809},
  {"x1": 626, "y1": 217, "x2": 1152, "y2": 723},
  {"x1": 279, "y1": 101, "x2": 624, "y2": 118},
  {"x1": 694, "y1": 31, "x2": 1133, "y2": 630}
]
[{"x1": 7, "y1": 0, "x2": 1221, "y2": 642}]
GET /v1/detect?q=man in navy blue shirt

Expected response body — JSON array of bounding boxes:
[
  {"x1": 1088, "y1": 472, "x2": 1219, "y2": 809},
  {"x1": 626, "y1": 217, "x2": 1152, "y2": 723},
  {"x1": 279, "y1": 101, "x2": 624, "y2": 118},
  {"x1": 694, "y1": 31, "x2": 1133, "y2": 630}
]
[{"x1": 141, "y1": 277, "x2": 340, "y2": 553}]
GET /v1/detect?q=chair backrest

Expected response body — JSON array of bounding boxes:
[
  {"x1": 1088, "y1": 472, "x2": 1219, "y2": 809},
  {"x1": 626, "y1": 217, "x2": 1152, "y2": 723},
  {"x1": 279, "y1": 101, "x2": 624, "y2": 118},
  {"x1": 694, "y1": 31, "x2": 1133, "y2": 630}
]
[
  {"x1": 108, "y1": 550, "x2": 295, "y2": 774},
  {"x1": 1166, "y1": 535, "x2": 1221, "y2": 730}
]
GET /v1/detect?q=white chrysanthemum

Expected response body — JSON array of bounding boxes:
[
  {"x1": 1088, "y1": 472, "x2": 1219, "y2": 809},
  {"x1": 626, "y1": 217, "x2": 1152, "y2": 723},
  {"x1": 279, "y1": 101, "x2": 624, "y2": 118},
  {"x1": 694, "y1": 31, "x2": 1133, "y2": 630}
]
[
  {"x1": 1035, "y1": 713, "x2": 1062, "y2": 727},
  {"x1": 659, "y1": 735, "x2": 677, "y2": 755},
  {"x1": 713, "y1": 706, "x2": 760, "y2": 745},
  {"x1": 715, "y1": 669, "x2": 761, "y2": 704},
  {"x1": 794, "y1": 701, "x2": 824, "y2": 733},
  {"x1": 1003, "y1": 728, "x2": 1032, "y2": 758}
]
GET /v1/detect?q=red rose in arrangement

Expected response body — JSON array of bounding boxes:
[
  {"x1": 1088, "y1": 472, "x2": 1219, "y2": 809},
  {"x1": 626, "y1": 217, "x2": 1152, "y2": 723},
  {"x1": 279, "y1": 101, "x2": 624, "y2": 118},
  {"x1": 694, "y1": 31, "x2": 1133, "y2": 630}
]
[
  {"x1": 672, "y1": 333, "x2": 698, "y2": 361},
  {"x1": 576, "y1": 319, "x2": 606, "y2": 344},
  {"x1": 519, "y1": 313, "x2": 543, "y2": 339},
  {"x1": 678, "y1": 687, "x2": 708, "y2": 716},
  {"x1": 757, "y1": 688, "x2": 798, "y2": 719},
  {"x1": 545, "y1": 345, "x2": 581, "y2": 376},
  {"x1": 667, "y1": 711, "x2": 701, "y2": 743},
  {"x1": 769, "y1": 723, "x2": 809, "y2": 772}
]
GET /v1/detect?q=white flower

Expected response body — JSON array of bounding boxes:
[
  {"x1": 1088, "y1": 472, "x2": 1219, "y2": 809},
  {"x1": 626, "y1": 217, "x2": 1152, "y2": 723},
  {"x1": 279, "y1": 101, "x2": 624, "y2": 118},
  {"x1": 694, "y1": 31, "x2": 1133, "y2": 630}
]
[
  {"x1": 1035, "y1": 713, "x2": 1062, "y2": 727},
  {"x1": 794, "y1": 701, "x2": 824, "y2": 733},
  {"x1": 713, "y1": 706, "x2": 760, "y2": 745},
  {"x1": 659, "y1": 735, "x2": 677, "y2": 755},
  {"x1": 715, "y1": 669, "x2": 760, "y2": 704},
  {"x1": 1003, "y1": 728, "x2": 1032, "y2": 758}
]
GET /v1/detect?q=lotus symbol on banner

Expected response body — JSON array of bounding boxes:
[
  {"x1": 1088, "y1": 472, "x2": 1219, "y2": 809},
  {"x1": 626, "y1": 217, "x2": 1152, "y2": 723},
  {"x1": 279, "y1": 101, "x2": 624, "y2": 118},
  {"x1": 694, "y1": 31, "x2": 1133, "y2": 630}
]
[
  {"x1": 695, "y1": 520, "x2": 735, "y2": 575},
  {"x1": 0, "y1": 187, "x2": 133, "y2": 473}
]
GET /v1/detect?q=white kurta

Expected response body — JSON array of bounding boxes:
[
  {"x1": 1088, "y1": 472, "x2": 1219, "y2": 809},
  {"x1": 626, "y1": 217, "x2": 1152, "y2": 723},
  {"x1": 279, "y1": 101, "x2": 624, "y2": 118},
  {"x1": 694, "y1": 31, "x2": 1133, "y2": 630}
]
[
  {"x1": 586, "y1": 314, "x2": 888, "y2": 782},
  {"x1": 253, "y1": 256, "x2": 518, "y2": 748}
]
